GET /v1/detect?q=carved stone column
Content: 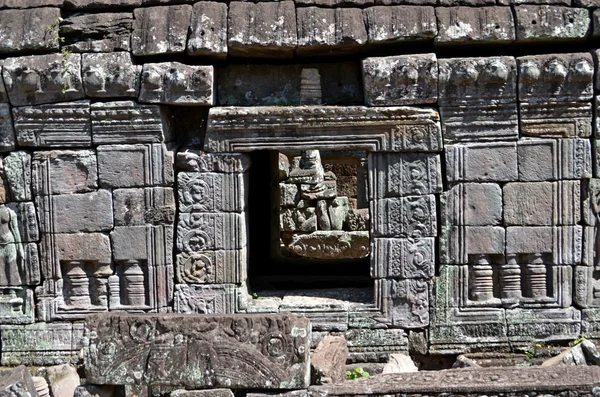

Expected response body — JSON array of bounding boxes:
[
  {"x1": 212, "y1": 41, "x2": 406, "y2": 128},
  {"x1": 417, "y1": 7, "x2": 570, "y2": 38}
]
[
  {"x1": 63, "y1": 261, "x2": 91, "y2": 308},
  {"x1": 123, "y1": 261, "x2": 146, "y2": 307},
  {"x1": 500, "y1": 254, "x2": 521, "y2": 302},
  {"x1": 524, "y1": 253, "x2": 547, "y2": 299},
  {"x1": 469, "y1": 255, "x2": 494, "y2": 302}
]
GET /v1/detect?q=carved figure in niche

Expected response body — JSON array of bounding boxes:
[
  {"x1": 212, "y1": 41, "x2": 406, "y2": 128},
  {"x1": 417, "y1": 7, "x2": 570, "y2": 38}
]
[
  {"x1": 288, "y1": 150, "x2": 325, "y2": 185},
  {"x1": 0, "y1": 205, "x2": 23, "y2": 286}
]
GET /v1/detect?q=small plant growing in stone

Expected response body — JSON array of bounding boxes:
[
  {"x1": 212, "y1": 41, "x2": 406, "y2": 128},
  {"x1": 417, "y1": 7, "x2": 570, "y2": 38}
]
[
  {"x1": 572, "y1": 334, "x2": 587, "y2": 346},
  {"x1": 345, "y1": 367, "x2": 369, "y2": 380},
  {"x1": 46, "y1": 17, "x2": 72, "y2": 94}
]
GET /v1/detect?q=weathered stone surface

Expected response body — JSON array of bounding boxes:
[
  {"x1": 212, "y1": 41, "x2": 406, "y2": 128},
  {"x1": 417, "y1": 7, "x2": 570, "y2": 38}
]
[
  {"x1": 0, "y1": 288, "x2": 35, "y2": 324},
  {"x1": 283, "y1": 231, "x2": 369, "y2": 259},
  {"x1": 113, "y1": 187, "x2": 175, "y2": 226},
  {"x1": 503, "y1": 181, "x2": 580, "y2": 225},
  {"x1": 13, "y1": 101, "x2": 91, "y2": 147},
  {"x1": 0, "y1": 61, "x2": 7, "y2": 103},
  {"x1": 176, "y1": 250, "x2": 246, "y2": 284},
  {"x1": 517, "y1": 138, "x2": 592, "y2": 181},
  {"x1": 362, "y1": 54, "x2": 438, "y2": 106},
  {"x1": 506, "y1": 226, "x2": 582, "y2": 264},
  {"x1": 0, "y1": 0, "x2": 63, "y2": 8},
  {"x1": 32, "y1": 150, "x2": 97, "y2": 195},
  {"x1": 64, "y1": 0, "x2": 141, "y2": 8},
  {"x1": 541, "y1": 343, "x2": 586, "y2": 366},
  {"x1": 139, "y1": 63, "x2": 214, "y2": 105},
  {"x1": 188, "y1": 1, "x2": 227, "y2": 58},
  {"x1": 518, "y1": 53, "x2": 593, "y2": 138},
  {"x1": 171, "y1": 390, "x2": 233, "y2": 397},
  {"x1": 97, "y1": 144, "x2": 174, "y2": 188},
  {"x1": 91, "y1": 101, "x2": 173, "y2": 144},
  {"x1": 37, "y1": 190, "x2": 113, "y2": 233},
  {"x1": 178, "y1": 172, "x2": 245, "y2": 213},
  {"x1": 445, "y1": 142, "x2": 518, "y2": 183},
  {"x1": 205, "y1": 107, "x2": 441, "y2": 153},
  {"x1": 345, "y1": 328, "x2": 408, "y2": 363},
  {"x1": 60, "y1": 12, "x2": 133, "y2": 52},
  {"x1": 82, "y1": 53, "x2": 140, "y2": 98},
  {"x1": 74, "y1": 384, "x2": 116, "y2": 397},
  {"x1": 515, "y1": 6, "x2": 590, "y2": 41},
  {"x1": 173, "y1": 284, "x2": 235, "y2": 314},
  {"x1": 506, "y1": 307, "x2": 581, "y2": 342},
  {"x1": 296, "y1": 7, "x2": 366, "y2": 55},
  {"x1": 372, "y1": 237, "x2": 435, "y2": 278},
  {"x1": 382, "y1": 353, "x2": 418, "y2": 373},
  {"x1": 177, "y1": 213, "x2": 246, "y2": 252},
  {"x1": 132, "y1": 5, "x2": 191, "y2": 56},
  {"x1": 363, "y1": 6, "x2": 436, "y2": 45},
  {"x1": 372, "y1": 195, "x2": 437, "y2": 238},
  {"x1": 0, "y1": 365, "x2": 38, "y2": 397},
  {"x1": 6, "y1": 202, "x2": 39, "y2": 243},
  {"x1": 3, "y1": 54, "x2": 84, "y2": 106},
  {"x1": 85, "y1": 313, "x2": 311, "y2": 389},
  {"x1": 311, "y1": 335, "x2": 348, "y2": 384},
  {"x1": 46, "y1": 365, "x2": 80, "y2": 397},
  {"x1": 1, "y1": 322, "x2": 84, "y2": 366},
  {"x1": 176, "y1": 151, "x2": 251, "y2": 174},
  {"x1": 435, "y1": 7, "x2": 515, "y2": 44},
  {"x1": 309, "y1": 367, "x2": 600, "y2": 395},
  {"x1": 381, "y1": 279, "x2": 429, "y2": 328},
  {"x1": 442, "y1": 183, "x2": 503, "y2": 226},
  {"x1": 217, "y1": 63, "x2": 363, "y2": 106},
  {"x1": 438, "y1": 57, "x2": 518, "y2": 142},
  {"x1": 4, "y1": 151, "x2": 31, "y2": 202},
  {"x1": 0, "y1": 7, "x2": 60, "y2": 54},
  {"x1": 0, "y1": 103, "x2": 15, "y2": 152},
  {"x1": 440, "y1": 226, "x2": 505, "y2": 264},
  {"x1": 228, "y1": 1, "x2": 297, "y2": 58}
]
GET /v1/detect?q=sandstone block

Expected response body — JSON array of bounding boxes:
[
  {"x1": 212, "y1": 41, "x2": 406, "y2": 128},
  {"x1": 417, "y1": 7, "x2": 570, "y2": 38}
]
[
  {"x1": 13, "y1": 101, "x2": 91, "y2": 147},
  {"x1": 176, "y1": 150, "x2": 251, "y2": 174},
  {"x1": 0, "y1": 0, "x2": 63, "y2": 8},
  {"x1": 297, "y1": 7, "x2": 366, "y2": 55},
  {"x1": 284, "y1": 231, "x2": 369, "y2": 260},
  {"x1": 0, "y1": 366, "x2": 38, "y2": 397},
  {"x1": 0, "y1": 288, "x2": 34, "y2": 324},
  {"x1": 345, "y1": 328, "x2": 408, "y2": 363},
  {"x1": 362, "y1": 54, "x2": 438, "y2": 106},
  {"x1": 506, "y1": 226, "x2": 582, "y2": 264},
  {"x1": 60, "y1": 12, "x2": 133, "y2": 52},
  {"x1": 0, "y1": 103, "x2": 15, "y2": 152},
  {"x1": 4, "y1": 151, "x2": 31, "y2": 201},
  {"x1": 91, "y1": 101, "x2": 173, "y2": 144},
  {"x1": 64, "y1": 0, "x2": 142, "y2": 8},
  {"x1": 176, "y1": 249, "x2": 246, "y2": 284},
  {"x1": 139, "y1": 63, "x2": 214, "y2": 105},
  {"x1": 506, "y1": 307, "x2": 581, "y2": 343},
  {"x1": 46, "y1": 365, "x2": 80, "y2": 397},
  {"x1": 6, "y1": 202, "x2": 39, "y2": 243},
  {"x1": 110, "y1": 225, "x2": 173, "y2": 264},
  {"x1": 97, "y1": 144, "x2": 174, "y2": 188},
  {"x1": 228, "y1": 1, "x2": 297, "y2": 58},
  {"x1": 171, "y1": 390, "x2": 233, "y2": 397},
  {"x1": 504, "y1": 181, "x2": 580, "y2": 226},
  {"x1": 435, "y1": 7, "x2": 515, "y2": 44},
  {"x1": 2, "y1": 54, "x2": 84, "y2": 106},
  {"x1": 515, "y1": 6, "x2": 590, "y2": 41},
  {"x1": 0, "y1": 61, "x2": 7, "y2": 103},
  {"x1": 363, "y1": 6, "x2": 437, "y2": 44},
  {"x1": 113, "y1": 187, "x2": 175, "y2": 226},
  {"x1": 441, "y1": 226, "x2": 505, "y2": 264},
  {"x1": 177, "y1": 212, "x2": 246, "y2": 252},
  {"x1": 32, "y1": 150, "x2": 98, "y2": 195},
  {"x1": 371, "y1": 195, "x2": 437, "y2": 238},
  {"x1": 518, "y1": 138, "x2": 592, "y2": 181},
  {"x1": 178, "y1": 172, "x2": 245, "y2": 213},
  {"x1": 438, "y1": 57, "x2": 518, "y2": 142},
  {"x1": 372, "y1": 237, "x2": 434, "y2": 278},
  {"x1": 0, "y1": 7, "x2": 60, "y2": 54},
  {"x1": 311, "y1": 335, "x2": 348, "y2": 384},
  {"x1": 82, "y1": 53, "x2": 140, "y2": 98},
  {"x1": 173, "y1": 284, "x2": 236, "y2": 314},
  {"x1": 382, "y1": 353, "x2": 418, "y2": 373},
  {"x1": 441, "y1": 183, "x2": 503, "y2": 226},
  {"x1": 37, "y1": 190, "x2": 113, "y2": 233},
  {"x1": 280, "y1": 183, "x2": 299, "y2": 207},
  {"x1": 188, "y1": 2, "x2": 228, "y2": 58},
  {"x1": 381, "y1": 279, "x2": 430, "y2": 328},
  {"x1": 132, "y1": 5, "x2": 191, "y2": 56},
  {"x1": 446, "y1": 142, "x2": 518, "y2": 183},
  {"x1": 84, "y1": 313, "x2": 311, "y2": 389}
]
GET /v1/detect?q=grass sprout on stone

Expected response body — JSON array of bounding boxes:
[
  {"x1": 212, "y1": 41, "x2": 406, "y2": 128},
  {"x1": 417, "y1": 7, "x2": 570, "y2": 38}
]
[{"x1": 346, "y1": 367, "x2": 369, "y2": 380}]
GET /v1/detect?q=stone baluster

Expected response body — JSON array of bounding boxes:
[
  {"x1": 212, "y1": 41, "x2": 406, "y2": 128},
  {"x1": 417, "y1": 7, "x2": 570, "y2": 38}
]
[
  {"x1": 524, "y1": 253, "x2": 547, "y2": 298},
  {"x1": 64, "y1": 261, "x2": 91, "y2": 307},
  {"x1": 469, "y1": 255, "x2": 494, "y2": 302},
  {"x1": 500, "y1": 254, "x2": 521, "y2": 301},
  {"x1": 123, "y1": 261, "x2": 146, "y2": 307},
  {"x1": 300, "y1": 68, "x2": 322, "y2": 105}
]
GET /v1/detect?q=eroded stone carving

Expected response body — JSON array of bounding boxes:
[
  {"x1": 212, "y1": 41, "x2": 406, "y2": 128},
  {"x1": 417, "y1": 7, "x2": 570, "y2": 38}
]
[
  {"x1": 139, "y1": 63, "x2": 214, "y2": 105},
  {"x1": 132, "y1": 5, "x2": 191, "y2": 56},
  {"x1": 82, "y1": 53, "x2": 141, "y2": 98}
]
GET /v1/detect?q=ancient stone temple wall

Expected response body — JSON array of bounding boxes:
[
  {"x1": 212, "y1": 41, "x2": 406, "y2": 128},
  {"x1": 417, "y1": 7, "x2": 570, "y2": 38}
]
[{"x1": 0, "y1": 0, "x2": 600, "y2": 371}]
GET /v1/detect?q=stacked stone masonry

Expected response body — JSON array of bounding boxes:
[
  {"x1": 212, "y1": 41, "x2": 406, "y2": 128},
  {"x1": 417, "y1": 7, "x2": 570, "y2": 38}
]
[{"x1": 2, "y1": 0, "x2": 600, "y2": 394}]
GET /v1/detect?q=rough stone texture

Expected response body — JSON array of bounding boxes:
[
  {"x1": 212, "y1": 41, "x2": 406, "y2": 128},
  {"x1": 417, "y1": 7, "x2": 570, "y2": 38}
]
[
  {"x1": 435, "y1": 7, "x2": 515, "y2": 44},
  {"x1": 84, "y1": 313, "x2": 311, "y2": 389},
  {"x1": 132, "y1": 5, "x2": 191, "y2": 56},
  {"x1": 37, "y1": 190, "x2": 113, "y2": 233},
  {"x1": 4, "y1": 151, "x2": 32, "y2": 201},
  {"x1": 381, "y1": 279, "x2": 430, "y2": 328},
  {"x1": 382, "y1": 353, "x2": 418, "y2": 373},
  {"x1": 0, "y1": 7, "x2": 60, "y2": 54},
  {"x1": 228, "y1": 1, "x2": 297, "y2": 58},
  {"x1": 188, "y1": 1, "x2": 228, "y2": 59},
  {"x1": 506, "y1": 226, "x2": 582, "y2": 264},
  {"x1": 32, "y1": 150, "x2": 98, "y2": 195},
  {"x1": 515, "y1": 6, "x2": 590, "y2": 41},
  {"x1": 205, "y1": 106, "x2": 442, "y2": 153},
  {"x1": 442, "y1": 183, "x2": 503, "y2": 226},
  {"x1": 0, "y1": 103, "x2": 16, "y2": 152},
  {"x1": 284, "y1": 231, "x2": 370, "y2": 259},
  {"x1": 13, "y1": 101, "x2": 91, "y2": 147},
  {"x1": 97, "y1": 144, "x2": 174, "y2": 188},
  {"x1": 91, "y1": 101, "x2": 173, "y2": 144},
  {"x1": 217, "y1": 63, "x2": 363, "y2": 106},
  {"x1": 60, "y1": 12, "x2": 133, "y2": 53},
  {"x1": 113, "y1": 187, "x2": 175, "y2": 226},
  {"x1": 0, "y1": 366, "x2": 39, "y2": 397},
  {"x1": 296, "y1": 7, "x2": 367, "y2": 55},
  {"x1": 445, "y1": 142, "x2": 518, "y2": 183},
  {"x1": 371, "y1": 195, "x2": 437, "y2": 238},
  {"x1": 82, "y1": 53, "x2": 140, "y2": 98},
  {"x1": 46, "y1": 365, "x2": 80, "y2": 397},
  {"x1": 178, "y1": 172, "x2": 245, "y2": 213},
  {"x1": 173, "y1": 284, "x2": 236, "y2": 314},
  {"x1": 362, "y1": 54, "x2": 438, "y2": 106},
  {"x1": 176, "y1": 150, "x2": 251, "y2": 174},
  {"x1": 517, "y1": 138, "x2": 592, "y2": 181},
  {"x1": 438, "y1": 57, "x2": 518, "y2": 142},
  {"x1": 0, "y1": 0, "x2": 63, "y2": 8},
  {"x1": 139, "y1": 63, "x2": 214, "y2": 105},
  {"x1": 64, "y1": 0, "x2": 142, "y2": 8},
  {"x1": 372, "y1": 237, "x2": 435, "y2": 278},
  {"x1": 177, "y1": 213, "x2": 246, "y2": 251},
  {"x1": 311, "y1": 335, "x2": 348, "y2": 384},
  {"x1": 3, "y1": 54, "x2": 84, "y2": 106},
  {"x1": 363, "y1": 6, "x2": 437, "y2": 44},
  {"x1": 518, "y1": 53, "x2": 593, "y2": 138},
  {"x1": 171, "y1": 390, "x2": 233, "y2": 397},
  {"x1": 541, "y1": 343, "x2": 587, "y2": 366}
]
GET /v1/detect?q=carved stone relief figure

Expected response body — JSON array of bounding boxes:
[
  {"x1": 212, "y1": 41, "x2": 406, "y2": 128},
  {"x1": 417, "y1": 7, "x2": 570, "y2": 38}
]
[{"x1": 0, "y1": 205, "x2": 23, "y2": 286}]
